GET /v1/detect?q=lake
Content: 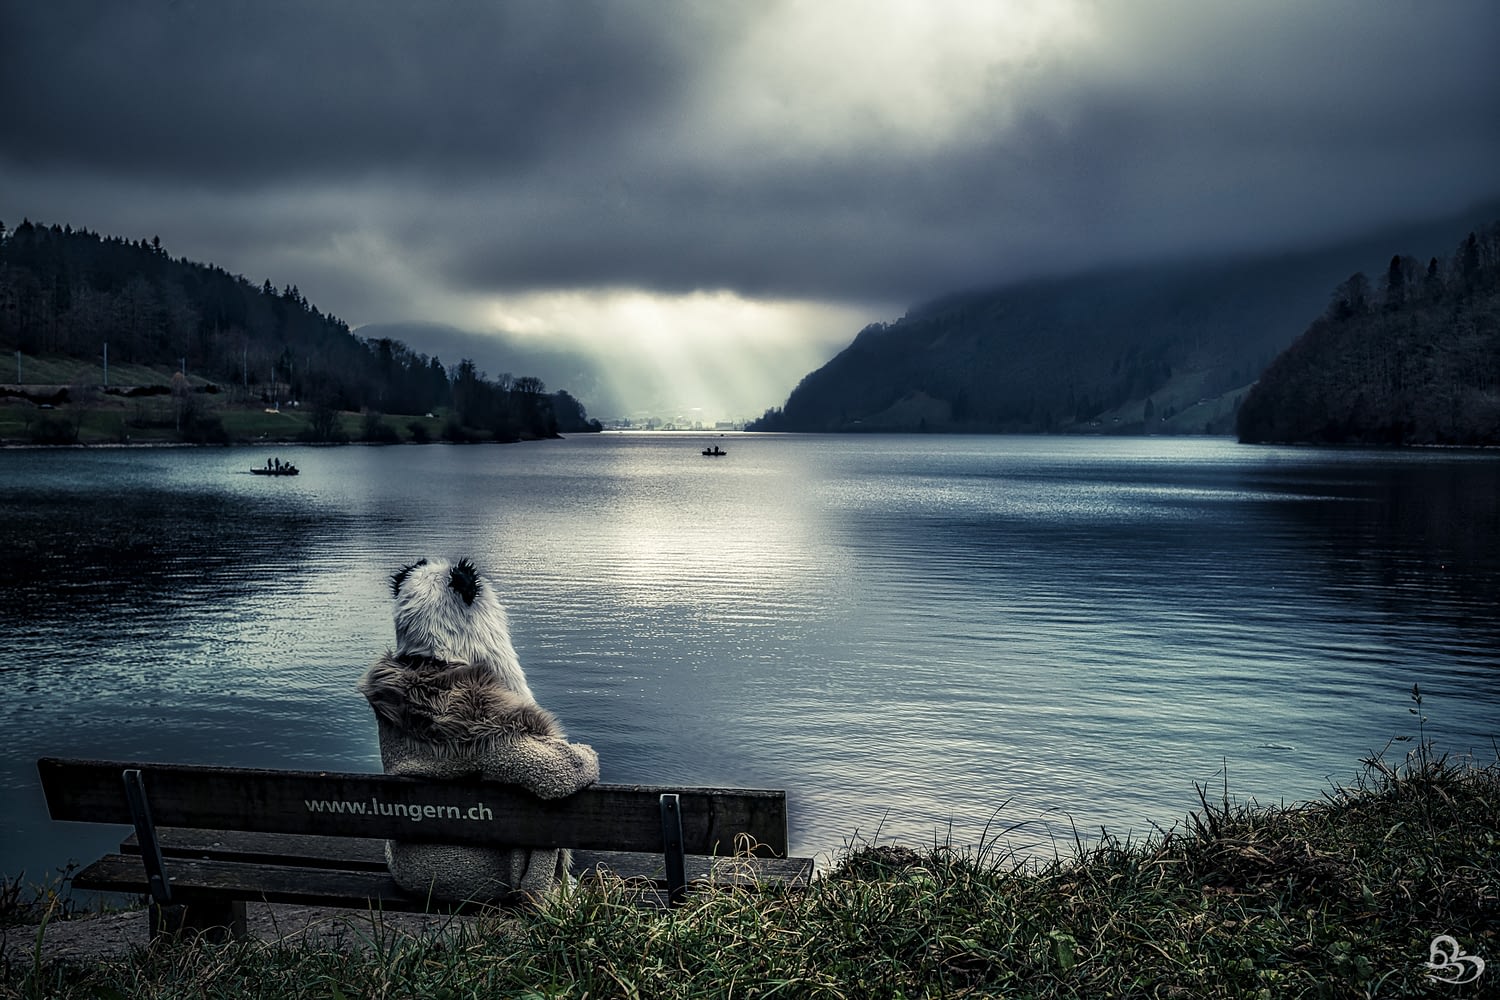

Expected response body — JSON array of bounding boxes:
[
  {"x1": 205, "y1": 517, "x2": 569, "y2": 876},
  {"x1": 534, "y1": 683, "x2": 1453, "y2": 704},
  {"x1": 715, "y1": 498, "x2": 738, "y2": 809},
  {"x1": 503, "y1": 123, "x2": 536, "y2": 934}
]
[{"x1": 1, "y1": 434, "x2": 1497, "y2": 881}]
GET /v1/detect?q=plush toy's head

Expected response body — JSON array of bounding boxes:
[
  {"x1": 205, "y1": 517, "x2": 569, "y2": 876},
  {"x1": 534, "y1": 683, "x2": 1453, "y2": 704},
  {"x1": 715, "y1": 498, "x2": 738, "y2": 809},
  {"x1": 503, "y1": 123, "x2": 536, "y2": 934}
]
[{"x1": 389, "y1": 557, "x2": 533, "y2": 701}]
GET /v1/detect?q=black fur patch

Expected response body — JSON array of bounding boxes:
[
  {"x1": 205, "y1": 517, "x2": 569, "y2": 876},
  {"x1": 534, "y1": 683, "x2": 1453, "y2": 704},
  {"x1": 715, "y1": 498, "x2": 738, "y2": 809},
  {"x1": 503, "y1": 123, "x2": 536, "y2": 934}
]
[
  {"x1": 449, "y1": 558, "x2": 480, "y2": 606},
  {"x1": 390, "y1": 558, "x2": 428, "y2": 597}
]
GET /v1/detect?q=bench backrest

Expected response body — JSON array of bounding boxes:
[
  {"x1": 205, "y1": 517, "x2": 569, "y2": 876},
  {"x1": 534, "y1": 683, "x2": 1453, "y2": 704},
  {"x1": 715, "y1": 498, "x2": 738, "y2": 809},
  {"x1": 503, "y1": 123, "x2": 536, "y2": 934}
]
[{"x1": 38, "y1": 758, "x2": 790, "y2": 858}]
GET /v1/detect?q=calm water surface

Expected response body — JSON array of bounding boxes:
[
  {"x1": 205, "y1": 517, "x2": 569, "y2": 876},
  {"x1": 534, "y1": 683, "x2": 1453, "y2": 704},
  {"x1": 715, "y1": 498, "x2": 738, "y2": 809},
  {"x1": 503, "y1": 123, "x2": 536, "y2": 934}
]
[{"x1": 1, "y1": 434, "x2": 1496, "y2": 878}]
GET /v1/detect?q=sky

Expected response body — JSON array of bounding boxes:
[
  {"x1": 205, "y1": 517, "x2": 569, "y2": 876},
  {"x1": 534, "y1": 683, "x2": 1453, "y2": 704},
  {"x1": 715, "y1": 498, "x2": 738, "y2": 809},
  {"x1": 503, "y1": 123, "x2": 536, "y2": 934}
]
[{"x1": 3, "y1": 1, "x2": 1498, "y2": 422}]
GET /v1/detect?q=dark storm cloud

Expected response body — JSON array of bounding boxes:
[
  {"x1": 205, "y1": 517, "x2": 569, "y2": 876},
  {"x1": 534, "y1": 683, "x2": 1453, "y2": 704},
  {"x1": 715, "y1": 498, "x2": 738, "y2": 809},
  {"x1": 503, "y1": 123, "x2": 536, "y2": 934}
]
[
  {"x1": 2, "y1": 0, "x2": 1498, "y2": 313},
  {"x1": 0, "y1": 1, "x2": 715, "y2": 183}
]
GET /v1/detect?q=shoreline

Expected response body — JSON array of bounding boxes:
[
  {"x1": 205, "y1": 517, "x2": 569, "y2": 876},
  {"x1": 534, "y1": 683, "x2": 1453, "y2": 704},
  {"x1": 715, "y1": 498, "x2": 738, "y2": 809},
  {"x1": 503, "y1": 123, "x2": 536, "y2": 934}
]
[{"x1": 0, "y1": 434, "x2": 568, "y2": 450}]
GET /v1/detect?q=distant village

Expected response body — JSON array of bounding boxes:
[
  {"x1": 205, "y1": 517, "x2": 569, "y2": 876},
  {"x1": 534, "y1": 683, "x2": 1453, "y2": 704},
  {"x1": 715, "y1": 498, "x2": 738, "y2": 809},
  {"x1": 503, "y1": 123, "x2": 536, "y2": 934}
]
[{"x1": 601, "y1": 416, "x2": 747, "y2": 432}]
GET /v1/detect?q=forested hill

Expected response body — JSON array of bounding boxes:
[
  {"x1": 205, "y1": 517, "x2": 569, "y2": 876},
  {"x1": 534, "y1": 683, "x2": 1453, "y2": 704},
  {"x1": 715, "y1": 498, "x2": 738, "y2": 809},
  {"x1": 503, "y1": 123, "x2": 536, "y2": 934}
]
[
  {"x1": 1236, "y1": 224, "x2": 1500, "y2": 446},
  {"x1": 749, "y1": 204, "x2": 1500, "y2": 435},
  {"x1": 0, "y1": 219, "x2": 599, "y2": 437}
]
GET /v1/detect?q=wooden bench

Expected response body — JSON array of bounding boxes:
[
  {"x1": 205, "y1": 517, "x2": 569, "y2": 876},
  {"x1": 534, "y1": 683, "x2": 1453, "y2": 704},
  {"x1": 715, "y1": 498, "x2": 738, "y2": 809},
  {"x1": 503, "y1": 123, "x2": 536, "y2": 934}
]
[{"x1": 38, "y1": 757, "x2": 813, "y2": 939}]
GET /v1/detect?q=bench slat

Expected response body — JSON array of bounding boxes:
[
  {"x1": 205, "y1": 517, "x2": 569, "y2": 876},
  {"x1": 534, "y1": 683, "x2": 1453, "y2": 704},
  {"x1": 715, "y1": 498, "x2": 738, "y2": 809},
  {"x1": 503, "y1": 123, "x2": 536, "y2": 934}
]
[
  {"x1": 74, "y1": 853, "x2": 463, "y2": 913},
  {"x1": 126, "y1": 829, "x2": 813, "y2": 887},
  {"x1": 40, "y1": 758, "x2": 789, "y2": 857},
  {"x1": 132, "y1": 829, "x2": 391, "y2": 870},
  {"x1": 76, "y1": 849, "x2": 811, "y2": 910}
]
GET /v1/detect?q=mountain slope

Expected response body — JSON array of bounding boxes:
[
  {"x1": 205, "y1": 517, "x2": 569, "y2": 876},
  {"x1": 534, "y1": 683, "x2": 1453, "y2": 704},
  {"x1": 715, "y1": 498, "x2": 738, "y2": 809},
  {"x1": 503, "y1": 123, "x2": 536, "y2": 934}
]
[
  {"x1": 750, "y1": 202, "x2": 1500, "y2": 434},
  {"x1": 0, "y1": 220, "x2": 601, "y2": 436},
  {"x1": 1237, "y1": 225, "x2": 1500, "y2": 445}
]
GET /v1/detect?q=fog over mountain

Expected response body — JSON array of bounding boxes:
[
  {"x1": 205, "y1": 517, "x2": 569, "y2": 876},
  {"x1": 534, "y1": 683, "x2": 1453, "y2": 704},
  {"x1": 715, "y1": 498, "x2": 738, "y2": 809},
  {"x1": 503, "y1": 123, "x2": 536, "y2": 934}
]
[
  {"x1": 354, "y1": 321, "x2": 779, "y2": 424},
  {"x1": 750, "y1": 202, "x2": 1500, "y2": 434}
]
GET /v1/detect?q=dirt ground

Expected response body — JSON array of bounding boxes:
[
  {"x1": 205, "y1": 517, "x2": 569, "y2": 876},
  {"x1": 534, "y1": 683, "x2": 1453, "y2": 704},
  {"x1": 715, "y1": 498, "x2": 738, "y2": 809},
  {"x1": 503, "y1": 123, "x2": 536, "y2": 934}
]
[{"x1": 0, "y1": 902, "x2": 494, "y2": 967}]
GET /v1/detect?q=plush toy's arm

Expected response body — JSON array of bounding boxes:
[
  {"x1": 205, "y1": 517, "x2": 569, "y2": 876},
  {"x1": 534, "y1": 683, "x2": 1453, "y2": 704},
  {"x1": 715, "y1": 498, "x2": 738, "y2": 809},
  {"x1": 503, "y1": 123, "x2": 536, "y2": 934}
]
[
  {"x1": 487, "y1": 738, "x2": 600, "y2": 800},
  {"x1": 376, "y1": 721, "x2": 484, "y2": 779}
]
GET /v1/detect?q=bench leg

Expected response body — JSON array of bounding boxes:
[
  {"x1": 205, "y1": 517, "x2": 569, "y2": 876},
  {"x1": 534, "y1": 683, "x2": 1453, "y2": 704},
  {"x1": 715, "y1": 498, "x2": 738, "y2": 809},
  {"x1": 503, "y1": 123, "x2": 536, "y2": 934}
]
[{"x1": 149, "y1": 899, "x2": 248, "y2": 942}]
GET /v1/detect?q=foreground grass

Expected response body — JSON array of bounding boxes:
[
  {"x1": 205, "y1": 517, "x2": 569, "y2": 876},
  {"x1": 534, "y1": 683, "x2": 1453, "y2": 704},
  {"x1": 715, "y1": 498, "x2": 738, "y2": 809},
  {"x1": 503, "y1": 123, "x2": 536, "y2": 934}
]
[{"x1": 4, "y1": 745, "x2": 1496, "y2": 999}]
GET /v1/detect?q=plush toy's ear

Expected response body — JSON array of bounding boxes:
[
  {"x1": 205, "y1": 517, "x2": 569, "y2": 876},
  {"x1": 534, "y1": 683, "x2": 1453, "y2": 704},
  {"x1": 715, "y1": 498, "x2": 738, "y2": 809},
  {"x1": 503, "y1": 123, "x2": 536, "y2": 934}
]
[
  {"x1": 390, "y1": 558, "x2": 427, "y2": 597},
  {"x1": 449, "y1": 558, "x2": 480, "y2": 606}
]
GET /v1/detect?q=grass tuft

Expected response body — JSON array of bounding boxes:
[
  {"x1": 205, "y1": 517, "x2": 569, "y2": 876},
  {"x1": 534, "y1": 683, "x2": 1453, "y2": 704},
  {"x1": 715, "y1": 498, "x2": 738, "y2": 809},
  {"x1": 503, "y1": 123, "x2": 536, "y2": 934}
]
[{"x1": 0, "y1": 867, "x2": 88, "y2": 930}]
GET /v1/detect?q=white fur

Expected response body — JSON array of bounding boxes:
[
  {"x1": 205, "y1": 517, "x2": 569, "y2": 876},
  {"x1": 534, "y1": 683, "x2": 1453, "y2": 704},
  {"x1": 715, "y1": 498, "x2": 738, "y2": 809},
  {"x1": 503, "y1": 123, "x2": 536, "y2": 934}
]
[{"x1": 391, "y1": 558, "x2": 535, "y2": 703}]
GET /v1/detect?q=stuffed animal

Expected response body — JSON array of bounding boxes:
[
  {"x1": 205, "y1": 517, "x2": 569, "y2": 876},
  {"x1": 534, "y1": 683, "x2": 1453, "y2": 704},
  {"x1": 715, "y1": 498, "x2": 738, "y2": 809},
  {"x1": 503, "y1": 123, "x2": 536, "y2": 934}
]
[{"x1": 359, "y1": 557, "x2": 599, "y2": 901}]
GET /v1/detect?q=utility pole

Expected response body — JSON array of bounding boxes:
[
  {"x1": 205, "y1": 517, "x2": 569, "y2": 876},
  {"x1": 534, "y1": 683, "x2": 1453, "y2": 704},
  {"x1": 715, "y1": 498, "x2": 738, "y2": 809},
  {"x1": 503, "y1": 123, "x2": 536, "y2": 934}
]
[
  {"x1": 15, "y1": 350, "x2": 19, "y2": 384},
  {"x1": 103, "y1": 341, "x2": 109, "y2": 388}
]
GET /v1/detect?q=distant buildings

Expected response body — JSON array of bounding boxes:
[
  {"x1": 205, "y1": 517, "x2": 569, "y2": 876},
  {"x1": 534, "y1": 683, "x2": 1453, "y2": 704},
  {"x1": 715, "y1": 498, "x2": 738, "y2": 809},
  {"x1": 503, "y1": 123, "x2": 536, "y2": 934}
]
[{"x1": 600, "y1": 416, "x2": 748, "y2": 431}]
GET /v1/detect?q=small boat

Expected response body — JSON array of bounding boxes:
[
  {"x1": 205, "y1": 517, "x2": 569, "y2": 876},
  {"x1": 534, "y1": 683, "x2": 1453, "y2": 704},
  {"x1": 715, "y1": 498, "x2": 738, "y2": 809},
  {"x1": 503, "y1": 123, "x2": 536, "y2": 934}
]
[
  {"x1": 252, "y1": 464, "x2": 299, "y2": 476},
  {"x1": 702, "y1": 446, "x2": 726, "y2": 457}
]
